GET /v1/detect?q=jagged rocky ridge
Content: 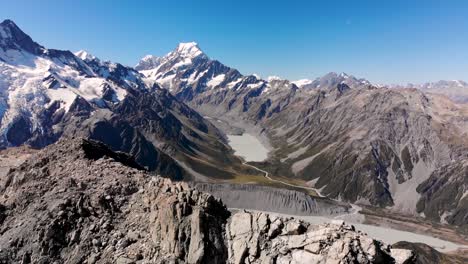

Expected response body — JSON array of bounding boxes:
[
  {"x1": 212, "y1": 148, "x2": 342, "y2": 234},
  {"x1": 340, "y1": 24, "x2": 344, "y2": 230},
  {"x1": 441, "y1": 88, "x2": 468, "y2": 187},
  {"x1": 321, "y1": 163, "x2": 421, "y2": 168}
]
[
  {"x1": 0, "y1": 138, "x2": 416, "y2": 263},
  {"x1": 140, "y1": 43, "x2": 468, "y2": 228},
  {"x1": 0, "y1": 19, "x2": 240, "y2": 180}
]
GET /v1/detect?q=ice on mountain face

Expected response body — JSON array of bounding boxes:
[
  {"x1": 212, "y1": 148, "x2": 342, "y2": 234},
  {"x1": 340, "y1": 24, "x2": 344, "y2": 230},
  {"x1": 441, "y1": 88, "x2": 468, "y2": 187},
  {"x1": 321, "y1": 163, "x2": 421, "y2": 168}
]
[
  {"x1": 207, "y1": 74, "x2": 225, "y2": 88},
  {"x1": 0, "y1": 49, "x2": 36, "y2": 67},
  {"x1": 187, "y1": 69, "x2": 208, "y2": 84},
  {"x1": 47, "y1": 88, "x2": 78, "y2": 111},
  {"x1": 172, "y1": 58, "x2": 192, "y2": 69},
  {"x1": 175, "y1": 42, "x2": 203, "y2": 58},
  {"x1": 1, "y1": 53, "x2": 107, "y2": 113},
  {"x1": 0, "y1": 19, "x2": 156, "y2": 147},
  {"x1": 247, "y1": 82, "x2": 264, "y2": 89},
  {"x1": 187, "y1": 71, "x2": 199, "y2": 84},
  {"x1": 156, "y1": 73, "x2": 177, "y2": 91},
  {"x1": 1, "y1": 73, "x2": 51, "y2": 136},
  {"x1": 227, "y1": 77, "x2": 243, "y2": 89},
  {"x1": 292, "y1": 79, "x2": 313, "y2": 87}
]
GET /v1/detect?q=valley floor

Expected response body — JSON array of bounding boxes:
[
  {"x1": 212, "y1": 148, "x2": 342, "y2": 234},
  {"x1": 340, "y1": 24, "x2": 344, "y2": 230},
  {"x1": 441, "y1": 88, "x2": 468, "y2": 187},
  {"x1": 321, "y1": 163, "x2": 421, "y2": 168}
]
[{"x1": 220, "y1": 121, "x2": 468, "y2": 256}]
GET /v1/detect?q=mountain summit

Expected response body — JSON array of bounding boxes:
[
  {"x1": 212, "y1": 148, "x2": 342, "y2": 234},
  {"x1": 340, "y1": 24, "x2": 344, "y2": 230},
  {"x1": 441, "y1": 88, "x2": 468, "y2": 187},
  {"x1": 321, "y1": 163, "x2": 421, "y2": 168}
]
[
  {"x1": 135, "y1": 54, "x2": 162, "y2": 71},
  {"x1": 74, "y1": 50, "x2": 96, "y2": 61},
  {"x1": 135, "y1": 42, "x2": 207, "y2": 72},
  {"x1": 173, "y1": 42, "x2": 205, "y2": 59},
  {"x1": 0, "y1": 19, "x2": 45, "y2": 58}
]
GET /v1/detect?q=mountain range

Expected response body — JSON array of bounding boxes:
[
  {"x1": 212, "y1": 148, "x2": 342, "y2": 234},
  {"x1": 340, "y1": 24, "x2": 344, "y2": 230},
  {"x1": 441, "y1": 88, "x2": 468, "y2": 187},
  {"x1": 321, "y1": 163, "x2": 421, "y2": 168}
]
[
  {"x1": 389, "y1": 80, "x2": 468, "y2": 103},
  {"x1": 0, "y1": 19, "x2": 241, "y2": 181},
  {"x1": 135, "y1": 41, "x2": 468, "y2": 228},
  {"x1": 1, "y1": 18, "x2": 468, "y2": 232}
]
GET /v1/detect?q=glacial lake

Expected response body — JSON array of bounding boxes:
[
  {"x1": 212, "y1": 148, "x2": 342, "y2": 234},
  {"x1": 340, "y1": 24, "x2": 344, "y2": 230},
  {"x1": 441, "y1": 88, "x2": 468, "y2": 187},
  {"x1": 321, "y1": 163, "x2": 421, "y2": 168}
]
[{"x1": 227, "y1": 133, "x2": 269, "y2": 162}]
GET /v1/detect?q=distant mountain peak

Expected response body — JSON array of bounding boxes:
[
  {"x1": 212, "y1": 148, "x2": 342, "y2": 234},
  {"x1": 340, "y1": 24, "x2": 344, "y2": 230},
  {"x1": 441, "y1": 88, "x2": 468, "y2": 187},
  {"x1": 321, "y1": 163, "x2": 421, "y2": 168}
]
[
  {"x1": 135, "y1": 42, "x2": 207, "y2": 71},
  {"x1": 74, "y1": 50, "x2": 96, "y2": 61},
  {"x1": 292, "y1": 79, "x2": 313, "y2": 87},
  {"x1": 142, "y1": 54, "x2": 158, "y2": 60},
  {"x1": 172, "y1": 42, "x2": 206, "y2": 59},
  {"x1": 339, "y1": 72, "x2": 349, "y2": 78},
  {"x1": 0, "y1": 19, "x2": 17, "y2": 29},
  {"x1": 135, "y1": 54, "x2": 162, "y2": 71},
  {"x1": 267, "y1": 75, "x2": 283, "y2": 82},
  {"x1": 0, "y1": 19, "x2": 44, "y2": 55}
]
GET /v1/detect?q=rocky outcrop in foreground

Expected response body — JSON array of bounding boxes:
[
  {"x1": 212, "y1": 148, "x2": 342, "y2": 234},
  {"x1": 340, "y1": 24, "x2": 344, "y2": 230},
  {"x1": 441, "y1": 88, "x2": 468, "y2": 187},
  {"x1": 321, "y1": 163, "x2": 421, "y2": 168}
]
[
  {"x1": 227, "y1": 211, "x2": 413, "y2": 264},
  {"x1": 0, "y1": 138, "x2": 415, "y2": 263}
]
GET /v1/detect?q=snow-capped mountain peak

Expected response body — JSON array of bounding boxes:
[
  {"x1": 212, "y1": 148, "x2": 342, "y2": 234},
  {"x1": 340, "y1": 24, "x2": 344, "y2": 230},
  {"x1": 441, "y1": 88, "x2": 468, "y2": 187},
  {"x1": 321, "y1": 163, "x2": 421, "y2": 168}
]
[
  {"x1": 135, "y1": 54, "x2": 162, "y2": 71},
  {"x1": 293, "y1": 72, "x2": 371, "y2": 89},
  {"x1": 292, "y1": 79, "x2": 313, "y2": 88},
  {"x1": 0, "y1": 19, "x2": 45, "y2": 57},
  {"x1": 0, "y1": 19, "x2": 152, "y2": 147},
  {"x1": 0, "y1": 19, "x2": 24, "y2": 40},
  {"x1": 142, "y1": 54, "x2": 158, "y2": 61},
  {"x1": 74, "y1": 50, "x2": 96, "y2": 61},
  {"x1": 174, "y1": 42, "x2": 204, "y2": 59},
  {"x1": 135, "y1": 42, "x2": 207, "y2": 73},
  {"x1": 0, "y1": 19, "x2": 15, "y2": 38},
  {"x1": 267, "y1": 75, "x2": 283, "y2": 82},
  {"x1": 339, "y1": 72, "x2": 349, "y2": 78}
]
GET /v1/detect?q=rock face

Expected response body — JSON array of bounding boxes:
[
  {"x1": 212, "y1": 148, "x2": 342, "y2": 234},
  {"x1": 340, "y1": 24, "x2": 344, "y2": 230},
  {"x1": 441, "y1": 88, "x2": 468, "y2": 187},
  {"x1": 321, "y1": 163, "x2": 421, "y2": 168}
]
[
  {"x1": 416, "y1": 161, "x2": 468, "y2": 228},
  {"x1": 0, "y1": 138, "x2": 415, "y2": 263},
  {"x1": 226, "y1": 211, "x2": 409, "y2": 264},
  {"x1": 0, "y1": 138, "x2": 230, "y2": 263}
]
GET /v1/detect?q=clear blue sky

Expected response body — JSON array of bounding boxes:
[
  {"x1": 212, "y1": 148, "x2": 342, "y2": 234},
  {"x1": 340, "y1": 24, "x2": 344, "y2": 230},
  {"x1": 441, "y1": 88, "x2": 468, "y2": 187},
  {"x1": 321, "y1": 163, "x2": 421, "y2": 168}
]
[{"x1": 2, "y1": 0, "x2": 468, "y2": 83}]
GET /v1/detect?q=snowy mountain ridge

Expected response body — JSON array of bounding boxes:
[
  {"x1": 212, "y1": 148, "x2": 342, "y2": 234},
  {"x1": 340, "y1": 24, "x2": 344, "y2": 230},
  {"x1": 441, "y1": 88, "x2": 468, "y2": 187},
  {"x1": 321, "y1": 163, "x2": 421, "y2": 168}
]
[
  {"x1": 134, "y1": 54, "x2": 162, "y2": 71},
  {"x1": 0, "y1": 19, "x2": 149, "y2": 147},
  {"x1": 74, "y1": 50, "x2": 96, "y2": 61},
  {"x1": 136, "y1": 44, "x2": 373, "y2": 98}
]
